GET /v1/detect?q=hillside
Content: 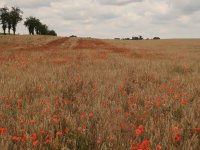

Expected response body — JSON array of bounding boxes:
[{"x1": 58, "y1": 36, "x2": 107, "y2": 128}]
[{"x1": 0, "y1": 35, "x2": 200, "y2": 149}]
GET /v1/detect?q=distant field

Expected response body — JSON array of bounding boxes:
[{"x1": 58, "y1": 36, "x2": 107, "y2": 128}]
[{"x1": 0, "y1": 35, "x2": 200, "y2": 149}]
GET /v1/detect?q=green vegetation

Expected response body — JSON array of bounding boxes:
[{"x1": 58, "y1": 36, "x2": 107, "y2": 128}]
[{"x1": 0, "y1": 6, "x2": 57, "y2": 36}]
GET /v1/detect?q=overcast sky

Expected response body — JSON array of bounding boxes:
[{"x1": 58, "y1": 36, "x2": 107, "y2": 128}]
[{"x1": 0, "y1": 0, "x2": 200, "y2": 39}]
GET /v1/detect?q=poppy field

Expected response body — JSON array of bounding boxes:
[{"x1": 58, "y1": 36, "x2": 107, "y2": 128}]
[{"x1": 0, "y1": 35, "x2": 200, "y2": 149}]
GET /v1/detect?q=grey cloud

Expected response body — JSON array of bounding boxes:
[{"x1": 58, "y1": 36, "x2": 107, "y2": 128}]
[
  {"x1": 3, "y1": 0, "x2": 52, "y2": 8},
  {"x1": 60, "y1": 10, "x2": 118, "y2": 21},
  {"x1": 48, "y1": 1, "x2": 119, "y2": 22},
  {"x1": 150, "y1": 11, "x2": 180, "y2": 24},
  {"x1": 97, "y1": 0, "x2": 142, "y2": 6},
  {"x1": 172, "y1": 0, "x2": 200, "y2": 14},
  {"x1": 182, "y1": 4, "x2": 200, "y2": 14}
]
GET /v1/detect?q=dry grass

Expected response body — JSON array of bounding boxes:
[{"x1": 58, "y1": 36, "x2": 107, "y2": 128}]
[{"x1": 0, "y1": 35, "x2": 200, "y2": 150}]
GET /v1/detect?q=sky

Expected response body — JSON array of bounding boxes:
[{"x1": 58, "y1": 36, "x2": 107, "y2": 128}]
[{"x1": 0, "y1": 0, "x2": 200, "y2": 39}]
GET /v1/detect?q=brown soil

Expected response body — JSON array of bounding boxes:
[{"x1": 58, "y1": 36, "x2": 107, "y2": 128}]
[{"x1": 74, "y1": 38, "x2": 130, "y2": 53}]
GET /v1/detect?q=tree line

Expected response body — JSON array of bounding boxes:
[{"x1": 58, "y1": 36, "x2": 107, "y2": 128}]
[
  {"x1": 0, "y1": 6, "x2": 57, "y2": 36},
  {"x1": 115, "y1": 35, "x2": 160, "y2": 40}
]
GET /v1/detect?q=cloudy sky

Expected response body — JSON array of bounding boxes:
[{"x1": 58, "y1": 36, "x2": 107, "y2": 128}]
[{"x1": 0, "y1": 0, "x2": 200, "y2": 39}]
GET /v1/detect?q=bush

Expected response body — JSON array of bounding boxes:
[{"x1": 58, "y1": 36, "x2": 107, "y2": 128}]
[{"x1": 153, "y1": 37, "x2": 160, "y2": 40}]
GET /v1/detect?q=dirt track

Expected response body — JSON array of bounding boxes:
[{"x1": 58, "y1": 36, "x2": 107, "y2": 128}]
[{"x1": 0, "y1": 37, "x2": 131, "y2": 53}]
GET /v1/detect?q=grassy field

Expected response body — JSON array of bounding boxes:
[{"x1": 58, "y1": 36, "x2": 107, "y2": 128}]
[{"x1": 0, "y1": 35, "x2": 200, "y2": 150}]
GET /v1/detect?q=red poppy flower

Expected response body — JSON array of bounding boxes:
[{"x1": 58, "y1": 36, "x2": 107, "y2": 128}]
[
  {"x1": 96, "y1": 140, "x2": 101, "y2": 144},
  {"x1": 83, "y1": 124, "x2": 87, "y2": 129},
  {"x1": 0, "y1": 128, "x2": 6, "y2": 134},
  {"x1": 30, "y1": 119, "x2": 36, "y2": 124},
  {"x1": 80, "y1": 113, "x2": 85, "y2": 119},
  {"x1": 142, "y1": 140, "x2": 149, "y2": 148},
  {"x1": 22, "y1": 135, "x2": 27, "y2": 141},
  {"x1": 89, "y1": 112, "x2": 93, "y2": 117},
  {"x1": 181, "y1": 99, "x2": 186, "y2": 105},
  {"x1": 31, "y1": 133, "x2": 37, "y2": 141},
  {"x1": 174, "y1": 132, "x2": 181, "y2": 141},
  {"x1": 136, "y1": 125, "x2": 144, "y2": 135},
  {"x1": 39, "y1": 130, "x2": 45, "y2": 134},
  {"x1": 12, "y1": 136, "x2": 19, "y2": 142},
  {"x1": 32, "y1": 140, "x2": 39, "y2": 147},
  {"x1": 6, "y1": 104, "x2": 11, "y2": 108},
  {"x1": 45, "y1": 133, "x2": 51, "y2": 139},
  {"x1": 43, "y1": 139, "x2": 51, "y2": 145},
  {"x1": 65, "y1": 128, "x2": 70, "y2": 133},
  {"x1": 56, "y1": 131, "x2": 62, "y2": 136},
  {"x1": 78, "y1": 127, "x2": 82, "y2": 132}
]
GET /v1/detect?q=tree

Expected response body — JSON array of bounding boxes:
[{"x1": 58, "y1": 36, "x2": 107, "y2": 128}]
[
  {"x1": 35, "y1": 21, "x2": 42, "y2": 35},
  {"x1": 132, "y1": 36, "x2": 139, "y2": 40},
  {"x1": 7, "y1": 12, "x2": 12, "y2": 34},
  {"x1": 47, "y1": 30, "x2": 57, "y2": 36},
  {"x1": 39, "y1": 24, "x2": 48, "y2": 35},
  {"x1": 153, "y1": 37, "x2": 160, "y2": 40},
  {"x1": 24, "y1": 17, "x2": 40, "y2": 35},
  {"x1": 24, "y1": 17, "x2": 33, "y2": 35},
  {"x1": 132, "y1": 35, "x2": 143, "y2": 40},
  {"x1": 10, "y1": 7, "x2": 23, "y2": 35},
  {"x1": 69, "y1": 35, "x2": 77, "y2": 38},
  {"x1": 138, "y1": 35, "x2": 143, "y2": 40},
  {"x1": 0, "y1": 7, "x2": 9, "y2": 34}
]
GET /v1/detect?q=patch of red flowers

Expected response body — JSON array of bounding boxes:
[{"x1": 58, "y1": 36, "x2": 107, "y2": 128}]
[
  {"x1": 174, "y1": 132, "x2": 181, "y2": 141},
  {"x1": 131, "y1": 139, "x2": 151, "y2": 150}
]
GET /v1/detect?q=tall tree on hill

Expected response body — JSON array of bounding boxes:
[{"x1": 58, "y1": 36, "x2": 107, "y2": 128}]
[
  {"x1": 24, "y1": 17, "x2": 41, "y2": 35},
  {"x1": 39, "y1": 24, "x2": 48, "y2": 35},
  {"x1": 10, "y1": 7, "x2": 23, "y2": 35},
  {"x1": 35, "y1": 20, "x2": 42, "y2": 35},
  {"x1": 7, "y1": 12, "x2": 12, "y2": 34},
  {"x1": 33, "y1": 22, "x2": 47, "y2": 35},
  {"x1": 0, "y1": 7, "x2": 9, "y2": 34}
]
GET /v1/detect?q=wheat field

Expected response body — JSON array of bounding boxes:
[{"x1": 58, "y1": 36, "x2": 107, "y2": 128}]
[{"x1": 0, "y1": 35, "x2": 200, "y2": 150}]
